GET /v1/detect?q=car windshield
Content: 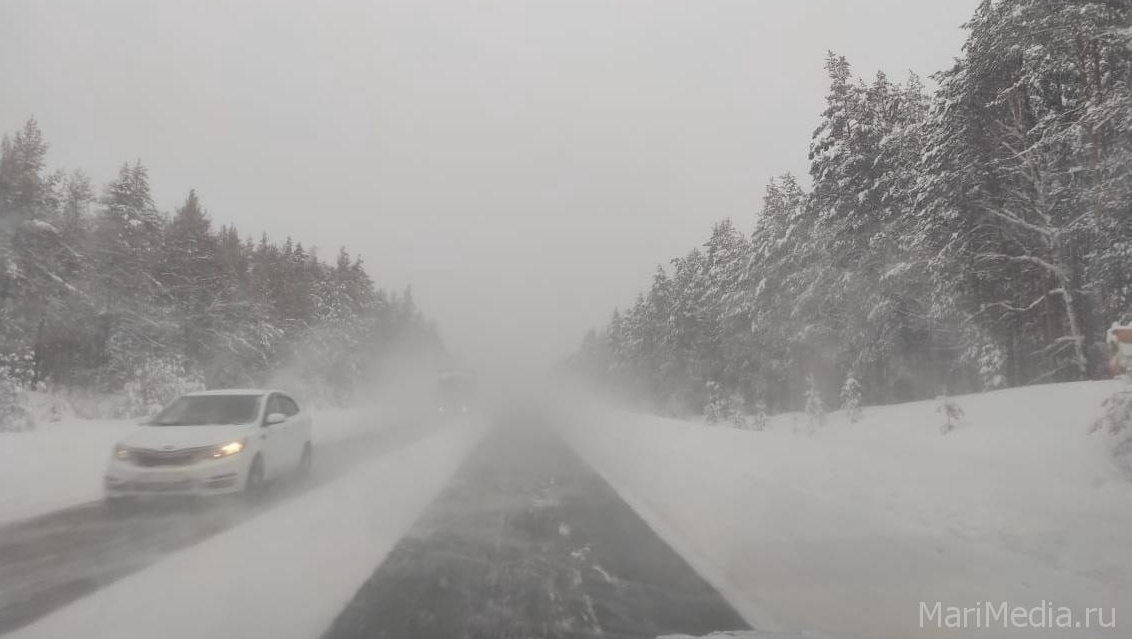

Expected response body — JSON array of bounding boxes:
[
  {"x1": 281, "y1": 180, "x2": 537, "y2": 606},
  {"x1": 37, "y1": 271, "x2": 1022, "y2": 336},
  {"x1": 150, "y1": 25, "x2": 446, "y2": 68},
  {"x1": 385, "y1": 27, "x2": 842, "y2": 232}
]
[{"x1": 150, "y1": 395, "x2": 261, "y2": 426}]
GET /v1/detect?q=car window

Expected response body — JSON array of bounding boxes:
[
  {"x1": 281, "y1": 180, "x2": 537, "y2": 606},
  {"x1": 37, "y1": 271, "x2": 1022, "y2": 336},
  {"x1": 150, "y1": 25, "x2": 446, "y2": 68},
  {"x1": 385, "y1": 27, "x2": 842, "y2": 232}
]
[
  {"x1": 278, "y1": 396, "x2": 300, "y2": 417},
  {"x1": 265, "y1": 394, "x2": 283, "y2": 418}
]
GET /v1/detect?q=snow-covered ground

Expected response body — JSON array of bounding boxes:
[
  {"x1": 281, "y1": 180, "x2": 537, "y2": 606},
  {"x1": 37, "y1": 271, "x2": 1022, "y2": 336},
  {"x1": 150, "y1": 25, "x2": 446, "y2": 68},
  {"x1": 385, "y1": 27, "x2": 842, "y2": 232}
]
[
  {"x1": 565, "y1": 381, "x2": 1132, "y2": 639},
  {"x1": 11, "y1": 420, "x2": 485, "y2": 639},
  {"x1": 0, "y1": 403, "x2": 392, "y2": 527},
  {"x1": 0, "y1": 417, "x2": 135, "y2": 527}
]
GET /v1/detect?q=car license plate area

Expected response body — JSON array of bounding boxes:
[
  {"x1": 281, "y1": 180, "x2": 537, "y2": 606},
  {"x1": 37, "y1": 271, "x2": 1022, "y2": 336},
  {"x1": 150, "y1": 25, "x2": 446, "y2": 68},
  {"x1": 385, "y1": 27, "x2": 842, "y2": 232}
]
[{"x1": 131, "y1": 476, "x2": 192, "y2": 492}]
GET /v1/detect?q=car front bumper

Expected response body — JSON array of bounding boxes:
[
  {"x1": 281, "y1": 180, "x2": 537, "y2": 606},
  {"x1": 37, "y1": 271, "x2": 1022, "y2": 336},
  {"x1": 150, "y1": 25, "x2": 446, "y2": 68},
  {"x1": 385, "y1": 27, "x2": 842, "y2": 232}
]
[{"x1": 104, "y1": 455, "x2": 249, "y2": 498}]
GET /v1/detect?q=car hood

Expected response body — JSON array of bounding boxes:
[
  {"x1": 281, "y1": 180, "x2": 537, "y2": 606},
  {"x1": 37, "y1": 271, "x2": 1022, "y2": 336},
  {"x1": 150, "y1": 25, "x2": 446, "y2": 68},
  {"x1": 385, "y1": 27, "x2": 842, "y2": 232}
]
[{"x1": 120, "y1": 424, "x2": 252, "y2": 451}]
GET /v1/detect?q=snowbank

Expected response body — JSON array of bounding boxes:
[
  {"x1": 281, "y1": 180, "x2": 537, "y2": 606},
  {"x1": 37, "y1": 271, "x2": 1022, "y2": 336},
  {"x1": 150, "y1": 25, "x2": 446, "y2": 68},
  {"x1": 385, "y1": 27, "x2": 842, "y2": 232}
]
[
  {"x1": 0, "y1": 418, "x2": 136, "y2": 526},
  {"x1": 0, "y1": 405, "x2": 396, "y2": 527},
  {"x1": 565, "y1": 381, "x2": 1132, "y2": 639},
  {"x1": 12, "y1": 421, "x2": 485, "y2": 639}
]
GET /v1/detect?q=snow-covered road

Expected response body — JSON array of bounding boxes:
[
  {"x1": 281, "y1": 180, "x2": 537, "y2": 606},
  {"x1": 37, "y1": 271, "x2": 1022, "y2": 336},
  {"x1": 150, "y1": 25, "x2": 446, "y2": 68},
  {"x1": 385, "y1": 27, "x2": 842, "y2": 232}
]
[
  {"x1": 3, "y1": 408, "x2": 757, "y2": 639},
  {"x1": 0, "y1": 418, "x2": 445, "y2": 635},
  {"x1": 322, "y1": 419, "x2": 748, "y2": 639}
]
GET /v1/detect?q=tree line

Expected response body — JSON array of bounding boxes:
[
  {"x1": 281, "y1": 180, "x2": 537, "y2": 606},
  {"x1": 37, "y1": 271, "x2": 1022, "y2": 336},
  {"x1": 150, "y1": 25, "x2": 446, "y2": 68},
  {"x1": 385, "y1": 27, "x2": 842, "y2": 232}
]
[
  {"x1": 572, "y1": 0, "x2": 1132, "y2": 420},
  {"x1": 0, "y1": 119, "x2": 441, "y2": 412}
]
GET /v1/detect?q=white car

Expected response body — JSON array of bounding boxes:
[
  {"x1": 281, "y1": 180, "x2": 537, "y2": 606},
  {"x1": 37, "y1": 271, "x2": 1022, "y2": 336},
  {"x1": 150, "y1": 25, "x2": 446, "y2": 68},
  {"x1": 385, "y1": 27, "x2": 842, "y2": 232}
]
[{"x1": 104, "y1": 389, "x2": 313, "y2": 507}]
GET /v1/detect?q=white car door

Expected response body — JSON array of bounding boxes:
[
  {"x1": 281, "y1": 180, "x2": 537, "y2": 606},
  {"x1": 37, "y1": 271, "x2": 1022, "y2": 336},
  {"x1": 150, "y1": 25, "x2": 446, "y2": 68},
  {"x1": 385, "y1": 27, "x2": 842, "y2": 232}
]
[
  {"x1": 286, "y1": 395, "x2": 312, "y2": 456},
  {"x1": 276, "y1": 394, "x2": 306, "y2": 471},
  {"x1": 262, "y1": 393, "x2": 295, "y2": 479}
]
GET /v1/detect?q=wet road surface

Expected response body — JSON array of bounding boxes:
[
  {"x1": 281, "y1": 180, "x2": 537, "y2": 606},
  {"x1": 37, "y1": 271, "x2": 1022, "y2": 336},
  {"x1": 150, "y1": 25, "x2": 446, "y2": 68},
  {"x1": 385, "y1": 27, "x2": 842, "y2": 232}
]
[
  {"x1": 322, "y1": 420, "x2": 749, "y2": 639},
  {"x1": 0, "y1": 420, "x2": 438, "y2": 635}
]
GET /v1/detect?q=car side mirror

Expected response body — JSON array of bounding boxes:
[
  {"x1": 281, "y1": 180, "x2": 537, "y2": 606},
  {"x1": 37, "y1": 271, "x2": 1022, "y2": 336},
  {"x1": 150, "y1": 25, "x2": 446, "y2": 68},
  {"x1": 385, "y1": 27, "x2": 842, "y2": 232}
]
[{"x1": 265, "y1": 412, "x2": 287, "y2": 426}]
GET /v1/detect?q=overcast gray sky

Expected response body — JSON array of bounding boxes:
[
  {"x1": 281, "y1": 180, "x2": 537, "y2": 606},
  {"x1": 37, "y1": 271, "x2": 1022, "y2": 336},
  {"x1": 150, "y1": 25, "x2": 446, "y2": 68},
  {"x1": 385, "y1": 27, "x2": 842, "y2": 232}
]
[{"x1": 1, "y1": 0, "x2": 978, "y2": 378}]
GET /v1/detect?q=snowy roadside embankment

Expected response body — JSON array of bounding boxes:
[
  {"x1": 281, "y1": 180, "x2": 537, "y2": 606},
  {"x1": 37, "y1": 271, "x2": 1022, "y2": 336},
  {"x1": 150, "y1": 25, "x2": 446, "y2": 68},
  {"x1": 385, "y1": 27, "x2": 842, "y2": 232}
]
[
  {"x1": 0, "y1": 418, "x2": 136, "y2": 527},
  {"x1": 0, "y1": 404, "x2": 393, "y2": 528},
  {"x1": 12, "y1": 420, "x2": 485, "y2": 639},
  {"x1": 565, "y1": 381, "x2": 1132, "y2": 639}
]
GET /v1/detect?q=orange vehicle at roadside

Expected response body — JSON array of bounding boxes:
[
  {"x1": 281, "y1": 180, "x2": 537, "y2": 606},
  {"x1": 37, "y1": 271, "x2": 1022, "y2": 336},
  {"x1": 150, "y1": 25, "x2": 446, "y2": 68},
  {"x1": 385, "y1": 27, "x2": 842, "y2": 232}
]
[{"x1": 1107, "y1": 324, "x2": 1132, "y2": 377}]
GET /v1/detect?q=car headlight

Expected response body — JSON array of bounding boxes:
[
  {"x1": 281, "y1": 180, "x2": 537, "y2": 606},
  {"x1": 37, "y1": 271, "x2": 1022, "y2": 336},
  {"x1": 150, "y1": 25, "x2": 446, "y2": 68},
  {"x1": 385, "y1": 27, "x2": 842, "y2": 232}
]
[
  {"x1": 211, "y1": 440, "x2": 245, "y2": 458},
  {"x1": 113, "y1": 444, "x2": 131, "y2": 460}
]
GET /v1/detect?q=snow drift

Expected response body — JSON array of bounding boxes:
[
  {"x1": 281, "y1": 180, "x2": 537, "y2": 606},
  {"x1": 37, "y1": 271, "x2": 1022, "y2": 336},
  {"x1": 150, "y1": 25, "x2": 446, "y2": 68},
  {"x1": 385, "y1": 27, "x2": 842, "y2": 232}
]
[{"x1": 564, "y1": 381, "x2": 1131, "y2": 638}]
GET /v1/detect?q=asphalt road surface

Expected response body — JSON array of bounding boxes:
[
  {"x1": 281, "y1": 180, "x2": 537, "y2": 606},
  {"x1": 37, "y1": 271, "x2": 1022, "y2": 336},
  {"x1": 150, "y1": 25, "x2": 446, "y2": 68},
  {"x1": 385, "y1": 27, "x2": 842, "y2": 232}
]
[
  {"x1": 0, "y1": 420, "x2": 438, "y2": 636},
  {"x1": 322, "y1": 416, "x2": 749, "y2": 639}
]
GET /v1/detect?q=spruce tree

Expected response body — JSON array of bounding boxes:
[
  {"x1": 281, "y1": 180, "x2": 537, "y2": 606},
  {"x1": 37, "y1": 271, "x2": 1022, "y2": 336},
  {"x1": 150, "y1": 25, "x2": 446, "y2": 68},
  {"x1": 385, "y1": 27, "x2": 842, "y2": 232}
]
[{"x1": 840, "y1": 374, "x2": 863, "y2": 423}]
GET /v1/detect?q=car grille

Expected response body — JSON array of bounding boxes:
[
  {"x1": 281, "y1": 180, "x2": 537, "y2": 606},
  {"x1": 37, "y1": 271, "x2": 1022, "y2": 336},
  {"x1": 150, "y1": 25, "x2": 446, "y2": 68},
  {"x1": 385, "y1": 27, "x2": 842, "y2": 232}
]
[{"x1": 130, "y1": 447, "x2": 210, "y2": 467}]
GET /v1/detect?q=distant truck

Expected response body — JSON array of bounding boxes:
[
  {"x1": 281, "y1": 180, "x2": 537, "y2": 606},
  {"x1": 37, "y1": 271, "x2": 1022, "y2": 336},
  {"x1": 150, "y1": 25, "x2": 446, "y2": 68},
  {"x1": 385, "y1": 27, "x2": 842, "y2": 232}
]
[
  {"x1": 436, "y1": 368, "x2": 477, "y2": 416},
  {"x1": 1107, "y1": 324, "x2": 1132, "y2": 377}
]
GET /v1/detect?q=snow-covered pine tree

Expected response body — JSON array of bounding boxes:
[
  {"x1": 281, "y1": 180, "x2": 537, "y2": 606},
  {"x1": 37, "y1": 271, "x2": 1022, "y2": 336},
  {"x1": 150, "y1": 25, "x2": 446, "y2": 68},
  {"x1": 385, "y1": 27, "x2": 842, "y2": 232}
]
[
  {"x1": 0, "y1": 118, "x2": 443, "y2": 400},
  {"x1": 923, "y1": 0, "x2": 1132, "y2": 383},
  {"x1": 0, "y1": 349, "x2": 35, "y2": 432},
  {"x1": 0, "y1": 117, "x2": 51, "y2": 219},
  {"x1": 805, "y1": 374, "x2": 825, "y2": 433},
  {"x1": 92, "y1": 161, "x2": 172, "y2": 385},
  {"x1": 739, "y1": 174, "x2": 818, "y2": 414},
  {"x1": 729, "y1": 406, "x2": 749, "y2": 431},
  {"x1": 0, "y1": 369, "x2": 34, "y2": 432},
  {"x1": 696, "y1": 219, "x2": 750, "y2": 401},
  {"x1": 570, "y1": 0, "x2": 1132, "y2": 414},
  {"x1": 1, "y1": 119, "x2": 67, "y2": 359},
  {"x1": 704, "y1": 380, "x2": 726, "y2": 425},
  {"x1": 840, "y1": 374, "x2": 862, "y2": 423},
  {"x1": 157, "y1": 190, "x2": 222, "y2": 369},
  {"x1": 751, "y1": 399, "x2": 768, "y2": 432},
  {"x1": 808, "y1": 54, "x2": 935, "y2": 405},
  {"x1": 1093, "y1": 374, "x2": 1132, "y2": 476},
  {"x1": 937, "y1": 389, "x2": 965, "y2": 435}
]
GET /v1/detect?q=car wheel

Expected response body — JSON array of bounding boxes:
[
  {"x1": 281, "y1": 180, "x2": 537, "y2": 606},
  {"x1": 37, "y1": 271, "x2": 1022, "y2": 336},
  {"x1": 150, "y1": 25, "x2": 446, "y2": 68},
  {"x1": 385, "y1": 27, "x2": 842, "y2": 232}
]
[
  {"x1": 297, "y1": 443, "x2": 312, "y2": 481},
  {"x1": 244, "y1": 455, "x2": 265, "y2": 498}
]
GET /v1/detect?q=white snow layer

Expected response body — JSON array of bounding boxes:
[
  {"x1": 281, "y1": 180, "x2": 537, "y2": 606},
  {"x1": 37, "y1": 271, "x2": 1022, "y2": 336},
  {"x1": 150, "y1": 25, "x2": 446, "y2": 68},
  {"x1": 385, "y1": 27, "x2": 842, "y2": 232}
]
[
  {"x1": 0, "y1": 417, "x2": 136, "y2": 526},
  {"x1": 565, "y1": 381, "x2": 1132, "y2": 639},
  {"x1": 12, "y1": 420, "x2": 485, "y2": 639}
]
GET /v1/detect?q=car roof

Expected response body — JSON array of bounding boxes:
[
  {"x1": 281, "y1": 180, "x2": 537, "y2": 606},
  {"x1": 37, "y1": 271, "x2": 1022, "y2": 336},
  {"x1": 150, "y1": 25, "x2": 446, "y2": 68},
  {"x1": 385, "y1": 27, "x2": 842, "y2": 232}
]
[{"x1": 184, "y1": 389, "x2": 276, "y2": 397}]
